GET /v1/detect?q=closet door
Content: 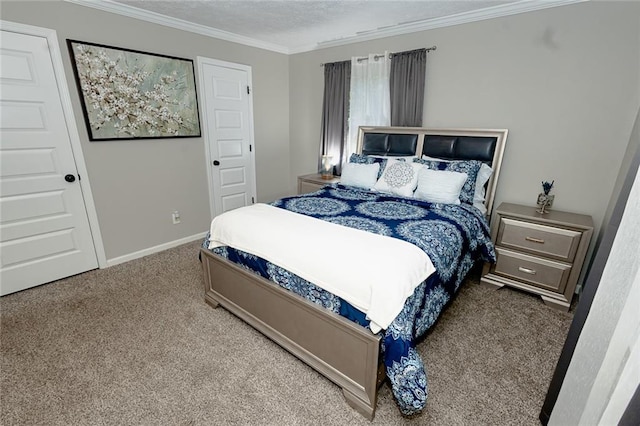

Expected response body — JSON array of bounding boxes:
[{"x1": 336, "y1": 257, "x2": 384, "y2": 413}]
[
  {"x1": 0, "y1": 29, "x2": 98, "y2": 295},
  {"x1": 198, "y1": 57, "x2": 257, "y2": 218}
]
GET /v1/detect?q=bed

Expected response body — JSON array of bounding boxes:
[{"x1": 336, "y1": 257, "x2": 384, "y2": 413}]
[{"x1": 200, "y1": 126, "x2": 508, "y2": 419}]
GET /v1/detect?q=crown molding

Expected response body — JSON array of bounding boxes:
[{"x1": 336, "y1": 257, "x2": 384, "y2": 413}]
[
  {"x1": 64, "y1": 0, "x2": 290, "y2": 54},
  {"x1": 66, "y1": 0, "x2": 587, "y2": 55},
  {"x1": 309, "y1": 0, "x2": 587, "y2": 52}
]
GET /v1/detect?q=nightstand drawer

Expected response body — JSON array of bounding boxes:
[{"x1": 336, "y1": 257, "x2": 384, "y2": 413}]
[
  {"x1": 494, "y1": 248, "x2": 572, "y2": 292},
  {"x1": 497, "y1": 217, "x2": 581, "y2": 262}
]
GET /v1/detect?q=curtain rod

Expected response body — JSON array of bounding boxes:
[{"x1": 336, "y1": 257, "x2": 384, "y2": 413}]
[{"x1": 321, "y1": 46, "x2": 436, "y2": 67}]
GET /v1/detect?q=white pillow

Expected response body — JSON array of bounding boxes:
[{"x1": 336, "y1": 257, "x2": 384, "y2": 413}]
[
  {"x1": 422, "y1": 155, "x2": 493, "y2": 205},
  {"x1": 474, "y1": 163, "x2": 493, "y2": 204},
  {"x1": 373, "y1": 159, "x2": 423, "y2": 197},
  {"x1": 473, "y1": 201, "x2": 488, "y2": 215},
  {"x1": 421, "y1": 154, "x2": 445, "y2": 161},
  {"x1": 340, "y1": 162, "x2": 380, "y2": 189},
  {"x1": 414, "y1": 168, "x2": 467, "y2": 204},
  {"x1": 366, "y1": 155, "x2": 412, "y2": 178}
]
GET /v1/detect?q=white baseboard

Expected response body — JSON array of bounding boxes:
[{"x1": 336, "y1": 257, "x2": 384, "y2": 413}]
[{"x1": 105, "y1": 232, "x2": 207, "y2": 268}]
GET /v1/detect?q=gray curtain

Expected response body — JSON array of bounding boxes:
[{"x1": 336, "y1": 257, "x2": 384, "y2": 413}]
[
  {"x1": 319, "y1": 60, "x2": 351, "y2": 175},
  {"x1": 390, "y1": 48, "x2": 427, "y2": 127}
]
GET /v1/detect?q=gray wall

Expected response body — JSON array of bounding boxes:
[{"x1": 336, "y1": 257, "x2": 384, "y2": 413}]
[
  {"x1": 1, "y1": 1, "x2": 291, "y2": 261},
  {"x1": 3, "y1": 1, "x2": 639, "y2": 266},
  {"x1": 290, "y1": 1, "x2": 640, "y2": 246}
]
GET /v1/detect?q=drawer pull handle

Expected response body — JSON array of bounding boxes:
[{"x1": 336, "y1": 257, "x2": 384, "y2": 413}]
[
  {"x1": 525, "y1": 236, "x2": 545, "y2": 244},
  {"x1": 518, "y1": 266, "x2": 537, "y2": 275}
]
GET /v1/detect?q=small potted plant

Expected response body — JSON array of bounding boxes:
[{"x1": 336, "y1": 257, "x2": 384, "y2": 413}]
[{"x1": 537, "y1": 180, "x2": 555, "y2": 214}]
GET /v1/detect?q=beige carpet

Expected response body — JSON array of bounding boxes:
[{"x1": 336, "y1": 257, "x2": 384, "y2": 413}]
[{"x1": 1, "y1": 241, "x2": 573, "y2": 425}]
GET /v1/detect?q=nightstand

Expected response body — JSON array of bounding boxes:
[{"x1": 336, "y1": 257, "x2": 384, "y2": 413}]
[
  {"x1": 297, "y1": 173, "x2": 340, "y2": 195},
  {"x1": 481, "y1": 202, "x2": 593, "y2": 311}
]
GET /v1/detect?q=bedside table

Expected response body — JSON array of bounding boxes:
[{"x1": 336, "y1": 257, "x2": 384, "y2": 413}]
[
  {"x1": 481, "y1": 202, "x2": 593, "y2": 311},
  {"x1": 297, "y1": 173, "x2": 340, "y2": 195}
]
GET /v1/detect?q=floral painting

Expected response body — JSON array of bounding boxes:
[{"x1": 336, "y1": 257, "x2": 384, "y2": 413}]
[{"x1": 67, "y1": 40, "x2": 201, "y2": 140}]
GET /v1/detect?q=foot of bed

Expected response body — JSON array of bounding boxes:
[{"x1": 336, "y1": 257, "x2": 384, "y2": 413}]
[
  {"x1": 201, "y1": 247, "x2": 380, "y2": 420},
  {"x1": 342, "y1": 388, "x2": 375, "y2": 421}
]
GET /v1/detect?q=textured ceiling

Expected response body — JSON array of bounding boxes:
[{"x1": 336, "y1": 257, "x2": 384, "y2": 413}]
[{"x1": 87, "y1": 0, "x2": 579, "y2": 53}]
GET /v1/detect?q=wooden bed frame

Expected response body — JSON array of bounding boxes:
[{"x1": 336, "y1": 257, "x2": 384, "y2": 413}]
[{"x1": 201, "y1": 126, "x2": 508, "y2": 419}]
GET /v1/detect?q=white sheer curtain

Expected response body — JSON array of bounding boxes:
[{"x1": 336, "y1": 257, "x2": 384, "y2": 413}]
[{"x1": 347, "y1": 52, "x2": 391, "y2": 156}]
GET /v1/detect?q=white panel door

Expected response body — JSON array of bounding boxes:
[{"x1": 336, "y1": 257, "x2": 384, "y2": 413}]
[
  {"x1": 0, "y1": 30, "x2": 98, "y2": 295},
  {"x1": 199, "y1": 59, "x2": 256, "y2": 217}
]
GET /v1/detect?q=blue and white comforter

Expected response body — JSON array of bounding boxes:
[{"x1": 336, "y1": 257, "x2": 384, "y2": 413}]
[{"x1": 202, "y1": 184, "x2": 495, "y2": 415}]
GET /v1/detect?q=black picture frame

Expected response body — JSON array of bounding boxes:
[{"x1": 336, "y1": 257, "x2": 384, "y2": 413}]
[{"x1": 67, "y1": 39, "x2": 201, "y2": 141}]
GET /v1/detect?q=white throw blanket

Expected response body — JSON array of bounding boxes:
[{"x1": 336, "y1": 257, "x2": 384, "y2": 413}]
[{"x1": 208, "y1": 203, "x2": 435, "y2": 333}]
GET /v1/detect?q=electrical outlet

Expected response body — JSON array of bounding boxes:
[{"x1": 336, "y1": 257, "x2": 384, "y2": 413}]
[{"x1": 172, "y1": 211, "x2": 181, "y2": 224}]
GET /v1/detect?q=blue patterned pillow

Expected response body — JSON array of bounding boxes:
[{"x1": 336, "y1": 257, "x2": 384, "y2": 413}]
[
  {"x1": 413, "y1": 158, "x2": 482, "y2": 204},
  {"x1": 348, "y1": 153, "x2": 373, "y2": 165},
  {"x1": 349, "y1": 154, "x2": 412, "y2": 179}
]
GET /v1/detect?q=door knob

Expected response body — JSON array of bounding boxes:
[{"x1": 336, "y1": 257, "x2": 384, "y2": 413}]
[
  {"x1": 213, "y1": 160, "x2": 220, "y2": 166},
  {"x1": 65, "y1": 174, "x2": 76, "y2": 183}
]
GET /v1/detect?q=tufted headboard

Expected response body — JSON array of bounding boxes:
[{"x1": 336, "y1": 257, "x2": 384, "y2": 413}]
[{"x1": 356, "y1": 126, "x2": 508, "y2": 216}]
